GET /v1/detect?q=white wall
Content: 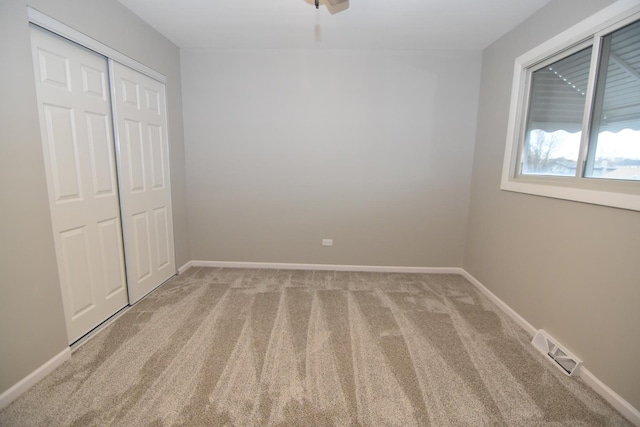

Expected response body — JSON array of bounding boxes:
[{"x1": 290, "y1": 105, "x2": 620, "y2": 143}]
[
  {"x1": 182, "y1": 49, "x2": 481, "y2": 267},
  {"x1": 464, "y1": 0, "x2": 640, "y2": 411}
]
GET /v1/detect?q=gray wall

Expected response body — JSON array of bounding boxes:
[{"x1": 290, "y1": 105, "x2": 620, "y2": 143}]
[
  {"x1": 182, "y1": 49, "x2": 481, "y2": 267},
  {"x1": 0, "y1": 0, "x2": 188, "y2": 394},
  {"x1": 464, "y1": 0, "x2": 640, "y2": 410}
]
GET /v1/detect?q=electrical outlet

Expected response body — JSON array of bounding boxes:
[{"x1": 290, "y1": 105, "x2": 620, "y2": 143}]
[{"x1": 322, "y1": 239, "x2": 333, "y2": 247}]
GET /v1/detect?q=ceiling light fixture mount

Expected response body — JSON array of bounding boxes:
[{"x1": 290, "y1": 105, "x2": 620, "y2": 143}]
[{"x1": 311, "y1": 0, "x2": 349, "y2": 14}]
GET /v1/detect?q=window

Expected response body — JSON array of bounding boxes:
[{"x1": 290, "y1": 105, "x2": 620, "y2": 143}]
[
  {"x1": 522, "y1": 45, "x2": 592, "y2": 177},
  {"x1": 501, "y1": 3, "x2": 640, "y2": 211}
]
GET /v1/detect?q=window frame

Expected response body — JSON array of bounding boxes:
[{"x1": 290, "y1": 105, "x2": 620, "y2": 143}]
[{"x1": 501, "y1": 1, "x2": 640, "y2": 211}]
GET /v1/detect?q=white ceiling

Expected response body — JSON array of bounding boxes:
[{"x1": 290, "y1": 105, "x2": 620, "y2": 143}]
[{"x1": 118, "y1": 0, "x2": 553, "y2": 51}]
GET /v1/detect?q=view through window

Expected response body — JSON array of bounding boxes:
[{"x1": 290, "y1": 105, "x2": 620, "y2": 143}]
[{"x1": 520, "y1": 19, "x2": 640, "y2": 181}]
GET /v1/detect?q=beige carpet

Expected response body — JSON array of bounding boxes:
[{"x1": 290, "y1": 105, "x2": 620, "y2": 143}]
[{"x1": 0, "y1": 268, "x2": 631, "y2": 426}]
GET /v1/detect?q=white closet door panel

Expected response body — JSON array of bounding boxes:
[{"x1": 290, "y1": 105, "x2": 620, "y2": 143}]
[
  {"x1": 31, "y1": 25, "x2": 128, "y2": 343},
  {"x1": 111, "y1": 61, "x2": 176, "y2": 303},
  {"x1": 123, "y1": 119, "x2": 146, "y2": 192},
  {"x1": 37, "y1": 48, "x2": 71, "y2": 90},
  {"x1": 86, "y1": 112, "x2": 117, "y2": 196},
  {"x1": 81, "y1": 64, "x2": 108, "y2": 99},
  {"x1": 154, "y1": 207, "x2": 170, "y2": 269},
  {"x1": 43, "y1": 105, "x2": 82, "y2": 202},
  {"x1": 59, "y1": 227, "x2": 95, "y2": 318},
  {"x1": 132, "y1": 211, "x2": 153, "y2": 282},
  {"x1": 97, "y1": 217, "x2": 127, "y2": 299},
  {"x1": 148, "y1": 124, "x2": 166, "y2": 189}
]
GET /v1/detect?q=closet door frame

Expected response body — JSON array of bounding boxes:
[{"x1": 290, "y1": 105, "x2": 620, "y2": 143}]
[
  {"x1": 28, "y1": 8, "x2": 177, "y2": 306},
  {"x1": 28, "y1": 8, "x2": 166, "y2": 85}
]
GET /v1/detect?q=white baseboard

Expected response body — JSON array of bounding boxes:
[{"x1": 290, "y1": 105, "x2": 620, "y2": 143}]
[
  {"x1": 461, "y1": 269, "x2": 640, "y2": 426},
  {"x1": 177, "y1": 260, "x2": 193, "y2": 275},
  {"x1": 580, "y1": 367, "x2": 640, "y2": 426},
  {"x1": 188, "y1": 260, "x2": 462, "y2": 274},
  {"x1": 458, "y1": 270, "x2": 537, "y2": 336},
  {"x1": 0, "y1": 347, "x2": 70, "y2": 411}
]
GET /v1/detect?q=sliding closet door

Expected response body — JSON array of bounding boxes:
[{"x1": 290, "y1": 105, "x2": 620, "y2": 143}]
[
  {"x1": 110, "y1": 62, "x2": 176, "y2": 303},
  {"x1": 30, "y1": 25, "x2": 128, "y2": 343}
]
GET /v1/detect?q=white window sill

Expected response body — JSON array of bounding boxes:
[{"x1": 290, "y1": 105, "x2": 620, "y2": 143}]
[{"x1": 500, "y1": 178, "x2": 640, "y2": 211}]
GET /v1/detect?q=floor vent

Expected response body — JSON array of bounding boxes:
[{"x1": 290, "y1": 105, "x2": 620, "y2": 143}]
[{"x1": 532, "y1": 330, "x2": 582, "y2": 376}]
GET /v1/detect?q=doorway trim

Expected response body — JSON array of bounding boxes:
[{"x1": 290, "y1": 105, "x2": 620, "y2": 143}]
[{"x1": 27, "y1": 7, "x2": 166, "y2": 84}]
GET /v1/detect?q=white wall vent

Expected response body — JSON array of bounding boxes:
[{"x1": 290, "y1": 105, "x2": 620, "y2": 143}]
[{"x1": 532, "y1": 330, "x2": 582, "y2": 376}]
